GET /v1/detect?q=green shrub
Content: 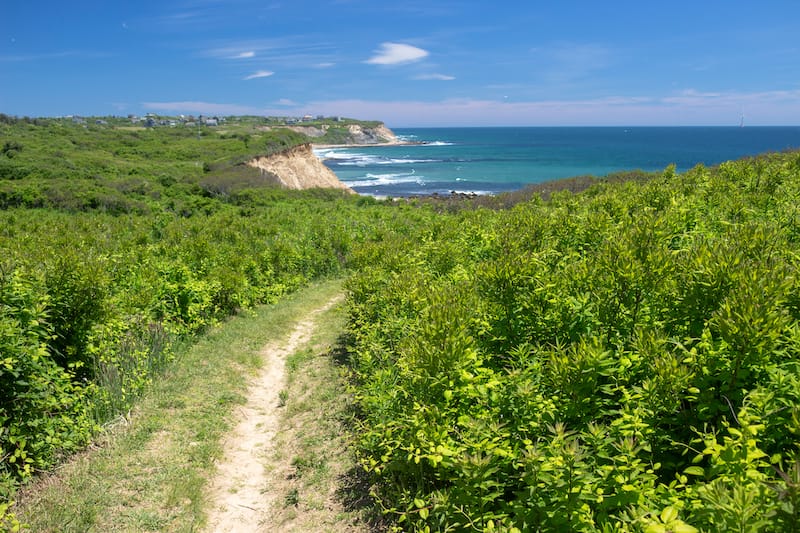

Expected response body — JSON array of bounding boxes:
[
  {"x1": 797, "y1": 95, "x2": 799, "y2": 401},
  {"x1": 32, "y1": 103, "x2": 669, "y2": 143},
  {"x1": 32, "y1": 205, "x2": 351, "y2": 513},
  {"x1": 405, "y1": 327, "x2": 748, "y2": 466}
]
[{"x1": 345, "y1": 152, "x2": 800, "y2": 531}]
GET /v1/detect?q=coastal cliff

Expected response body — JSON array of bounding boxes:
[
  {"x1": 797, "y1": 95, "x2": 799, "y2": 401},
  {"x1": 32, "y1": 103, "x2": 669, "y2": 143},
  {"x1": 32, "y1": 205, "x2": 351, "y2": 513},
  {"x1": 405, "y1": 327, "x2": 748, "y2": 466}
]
[
  {"x1": 247, "y1": 143, "x2": 353, "y2": 192},
  {"x1": 334, "y1": 123, "x2": 398, "y2": 145},
  {"x1": 264, "y1": 122, "x2": 399, "y2": 145}
]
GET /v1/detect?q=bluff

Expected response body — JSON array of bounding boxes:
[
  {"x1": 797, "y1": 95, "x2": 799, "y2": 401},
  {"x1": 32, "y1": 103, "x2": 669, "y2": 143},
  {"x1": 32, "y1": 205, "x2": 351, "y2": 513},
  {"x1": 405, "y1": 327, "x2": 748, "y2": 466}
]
[
  {"x1": 247, "y1": 143, "x2": 353, "y2": 192},
  {"x1": 268, "y1": 123, "x2": 399, "y2": 145}
]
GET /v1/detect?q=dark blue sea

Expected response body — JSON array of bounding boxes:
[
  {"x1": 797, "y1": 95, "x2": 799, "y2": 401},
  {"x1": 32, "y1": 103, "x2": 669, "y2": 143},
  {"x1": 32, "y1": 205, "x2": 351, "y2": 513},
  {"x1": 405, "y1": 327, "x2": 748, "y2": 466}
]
[{"x1": 316, "y1": 127, "x2": 800, "y2": 197}]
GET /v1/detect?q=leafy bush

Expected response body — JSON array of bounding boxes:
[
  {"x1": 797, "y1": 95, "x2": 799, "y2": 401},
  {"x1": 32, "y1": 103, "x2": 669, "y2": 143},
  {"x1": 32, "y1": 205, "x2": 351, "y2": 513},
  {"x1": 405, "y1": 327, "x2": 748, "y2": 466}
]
[
  {"x1": 0, "y1": 270, "x2": 96, "y2": 489},
  {"x1": 345, "y1": 151, "x2": 800, "y2": 531},
  {"x1": 0, "y1": 117, "x2": 428, "y2": 512}
]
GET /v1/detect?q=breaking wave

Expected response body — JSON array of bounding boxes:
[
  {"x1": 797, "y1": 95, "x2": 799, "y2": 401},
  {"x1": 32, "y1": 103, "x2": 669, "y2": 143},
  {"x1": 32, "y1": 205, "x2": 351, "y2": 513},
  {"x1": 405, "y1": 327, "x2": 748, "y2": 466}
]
[{"x1": 344, "y1": 171, "x2": 425, "y2": 188}]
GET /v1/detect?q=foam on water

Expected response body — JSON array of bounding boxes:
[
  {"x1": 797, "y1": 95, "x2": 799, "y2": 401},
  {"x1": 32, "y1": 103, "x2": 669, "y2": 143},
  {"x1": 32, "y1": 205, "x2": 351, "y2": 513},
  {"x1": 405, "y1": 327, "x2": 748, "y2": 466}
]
[
  {"x1": 423, "y1": 141, "x2": 454, "y2": 146},
  {"x1": 319, "y1": 127, "x2": 800, "y2": 197},
  {"x1": 344, "y1": 170, "x2": 425, "y2": 188},
  {"x1": 315, "y1": 148, "x2": 438, "y2": 167}
]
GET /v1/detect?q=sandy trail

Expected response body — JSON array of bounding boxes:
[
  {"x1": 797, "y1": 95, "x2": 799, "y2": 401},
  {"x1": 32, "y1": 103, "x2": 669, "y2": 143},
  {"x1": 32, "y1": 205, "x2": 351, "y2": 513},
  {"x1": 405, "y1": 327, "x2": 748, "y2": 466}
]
[{"x1": 204, "y1": 295, "x2": 343, "y2": 532}]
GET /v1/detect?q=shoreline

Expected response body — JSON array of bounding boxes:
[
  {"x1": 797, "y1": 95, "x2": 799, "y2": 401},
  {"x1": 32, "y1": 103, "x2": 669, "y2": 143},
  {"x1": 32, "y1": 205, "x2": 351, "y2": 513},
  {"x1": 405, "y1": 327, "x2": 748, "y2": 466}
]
[{"x1": 311, "y1": 140, "x2": 422, "y2": 150}]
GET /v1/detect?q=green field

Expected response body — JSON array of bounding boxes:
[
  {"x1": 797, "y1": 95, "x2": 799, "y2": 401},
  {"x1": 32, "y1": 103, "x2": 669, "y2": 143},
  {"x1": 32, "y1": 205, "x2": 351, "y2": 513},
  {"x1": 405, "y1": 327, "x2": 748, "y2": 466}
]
[{"x1": 1, "y1": 116, "x2": 799, "y2": 531}]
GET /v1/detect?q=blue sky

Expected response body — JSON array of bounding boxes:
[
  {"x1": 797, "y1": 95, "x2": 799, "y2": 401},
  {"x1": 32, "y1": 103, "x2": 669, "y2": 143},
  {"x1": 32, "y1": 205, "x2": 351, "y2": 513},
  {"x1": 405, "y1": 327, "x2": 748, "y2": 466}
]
[{"x1": 2, "y1": 0, "x2": 799, "y2": 126}]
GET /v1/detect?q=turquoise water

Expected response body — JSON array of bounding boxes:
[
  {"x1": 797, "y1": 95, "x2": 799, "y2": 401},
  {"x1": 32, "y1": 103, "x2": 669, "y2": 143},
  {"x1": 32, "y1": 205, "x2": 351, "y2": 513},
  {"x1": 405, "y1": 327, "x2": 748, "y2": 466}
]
[{"x1": 316, "y1": 127, "x2": 800, "y2": 197}]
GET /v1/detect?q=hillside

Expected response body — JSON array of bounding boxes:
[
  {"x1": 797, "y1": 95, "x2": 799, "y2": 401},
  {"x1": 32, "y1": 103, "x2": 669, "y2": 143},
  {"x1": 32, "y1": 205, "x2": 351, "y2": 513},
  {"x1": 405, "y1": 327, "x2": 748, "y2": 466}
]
[
  {"x1": 345, "y1": 150, "x2": 800, "y2": 531},
  {"x1": 0, "y1": 116, "x2": 369, "y2": 209},
  {"x1": 279, "y1": 123, "x2": 399, "y2": 145},
  {"x1": 2, "y1": 113, "x2": 799, "y2": 531}
]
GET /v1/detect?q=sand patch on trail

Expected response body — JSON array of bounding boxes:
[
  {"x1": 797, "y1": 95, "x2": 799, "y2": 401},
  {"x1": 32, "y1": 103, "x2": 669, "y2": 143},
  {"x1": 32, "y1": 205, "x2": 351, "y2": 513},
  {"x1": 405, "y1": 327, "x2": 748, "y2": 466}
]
[{"x1": 204, "y1": 295, "x2": 344, "y2": 532}]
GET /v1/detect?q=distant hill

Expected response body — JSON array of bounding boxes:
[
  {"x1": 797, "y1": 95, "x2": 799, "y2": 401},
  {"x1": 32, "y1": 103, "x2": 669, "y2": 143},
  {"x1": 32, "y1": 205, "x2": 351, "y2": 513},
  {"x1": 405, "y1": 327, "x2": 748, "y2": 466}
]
[
  {"x1": 0, "y1": 115, "x2": 394, "y2": 209},
  {"x1": 279, "y1": 122, "x2": 399, "y2": 145}
]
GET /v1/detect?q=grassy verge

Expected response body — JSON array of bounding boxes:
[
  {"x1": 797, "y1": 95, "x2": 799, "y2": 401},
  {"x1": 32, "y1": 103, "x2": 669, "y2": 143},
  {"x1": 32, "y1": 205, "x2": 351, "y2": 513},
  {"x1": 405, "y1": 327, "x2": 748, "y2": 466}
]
[{"x1": 14, "y1": 278, "x2": 346, "y2": 532}]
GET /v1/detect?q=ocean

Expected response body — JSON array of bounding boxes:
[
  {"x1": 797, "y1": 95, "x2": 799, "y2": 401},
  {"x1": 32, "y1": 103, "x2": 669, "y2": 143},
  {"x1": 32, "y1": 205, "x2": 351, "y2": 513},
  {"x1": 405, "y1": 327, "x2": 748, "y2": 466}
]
[{"x1": 315, "y1": 127, "x2": 800, "y2": 197}]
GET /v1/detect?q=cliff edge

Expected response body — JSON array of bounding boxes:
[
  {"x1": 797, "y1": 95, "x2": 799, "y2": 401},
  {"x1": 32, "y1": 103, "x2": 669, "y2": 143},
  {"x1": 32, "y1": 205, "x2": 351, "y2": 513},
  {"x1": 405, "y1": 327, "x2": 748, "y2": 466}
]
[
  {"x1": 247, "y1": 144, "x2": 353, "y2": 192},
  {"x1": 264, "y1": 123, "x2": 399, "y2": 145}
]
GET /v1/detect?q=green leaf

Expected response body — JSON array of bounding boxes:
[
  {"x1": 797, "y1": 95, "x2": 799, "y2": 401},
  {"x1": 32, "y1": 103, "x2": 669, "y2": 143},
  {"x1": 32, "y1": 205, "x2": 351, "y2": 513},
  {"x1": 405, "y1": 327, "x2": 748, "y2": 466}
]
[
  {"x1": 684, "y1": 466, "x2": 704, "y2": 476},
  {"x1": 672, "y1": 522, "x2": 698, "y2": 533},
  {"x1": 660, "y1": 506, "x2": 679, "y2": 523}
]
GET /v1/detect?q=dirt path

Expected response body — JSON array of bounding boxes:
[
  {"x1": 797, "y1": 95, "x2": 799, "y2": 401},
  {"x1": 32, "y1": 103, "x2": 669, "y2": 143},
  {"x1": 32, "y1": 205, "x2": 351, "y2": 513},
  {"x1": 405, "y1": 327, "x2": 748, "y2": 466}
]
[{"x1": 204, "y1": 294, "x2": 344, "y2": 532}]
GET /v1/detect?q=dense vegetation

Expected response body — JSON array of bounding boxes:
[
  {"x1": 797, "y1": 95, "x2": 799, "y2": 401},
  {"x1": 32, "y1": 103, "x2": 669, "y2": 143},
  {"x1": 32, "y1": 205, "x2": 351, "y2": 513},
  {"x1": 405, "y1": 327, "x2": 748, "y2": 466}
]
[
  {"x1": 0, "y1": 116, "x2": 423, "y2": 529},
  {"x1": 0, "y1": 115, "x2": 309, "y2": 213},
  {"x1": 346, "y1": 153, "x2": 800, "y2": 531},
  {"x1": 2, "y1": 115, "x2": 799, "y2": 531}
]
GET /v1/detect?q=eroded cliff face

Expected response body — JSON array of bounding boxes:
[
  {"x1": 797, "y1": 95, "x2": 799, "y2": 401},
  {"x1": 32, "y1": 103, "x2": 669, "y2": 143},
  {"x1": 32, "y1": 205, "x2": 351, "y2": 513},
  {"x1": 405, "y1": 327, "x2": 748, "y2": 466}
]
[
  {"x1": 270, "y1": 123, "x2": 399, "y2": 145},
  {"x1": 247, "y1": 144, "x2": 353, "y2": 192},
  {"x1": 341, "y1": 123, "x2": 399, "y2": 144}
]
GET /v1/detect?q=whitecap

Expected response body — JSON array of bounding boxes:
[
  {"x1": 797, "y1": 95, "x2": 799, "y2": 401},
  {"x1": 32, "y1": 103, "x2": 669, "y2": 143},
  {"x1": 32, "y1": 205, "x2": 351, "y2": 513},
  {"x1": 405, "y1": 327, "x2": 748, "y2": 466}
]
[
  {"x1": 449, "y1": 189, "x2": 492, "y2": 196},
  {"x1": 344, "y1": 171, "x2": 425, "y2": 188},
  {"x1": 377, "y1": 158, "x2": 438, "y2": 165},
  {"x1": 326, "y1": 153, "x2": 387, "y2": 166}
]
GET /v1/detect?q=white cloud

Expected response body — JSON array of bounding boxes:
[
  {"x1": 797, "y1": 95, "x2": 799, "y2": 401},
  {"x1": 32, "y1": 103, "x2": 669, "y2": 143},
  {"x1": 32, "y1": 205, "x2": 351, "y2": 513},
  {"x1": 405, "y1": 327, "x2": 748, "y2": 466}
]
[
  {"x1": 413, "y1": 73, "x2": 455, "y2": 81},
  {"x1": 202, "y1": 38, "x2": 338, "y2": 68},
  {"x1": 244, "y1": 70, "x2": 274, "y2": 80},
  {"x1": 365, "y1": 42, "x2": 429, "y2": 65},
  {"x1": 265, "y1": 89, "x2": 800, "y2": 126},
  {"x1": 142, "y1": 89, "x2": 800, "y2": 127}
]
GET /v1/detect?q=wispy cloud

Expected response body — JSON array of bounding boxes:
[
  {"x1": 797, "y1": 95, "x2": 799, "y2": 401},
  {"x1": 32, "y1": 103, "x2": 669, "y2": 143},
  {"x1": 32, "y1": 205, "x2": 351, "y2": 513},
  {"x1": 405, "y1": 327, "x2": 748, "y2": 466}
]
[
  {"x1": 141, "y1": 88, "x2": 800, "y2": 127},
  {"x1": 413, "y1": 73, "x2": 455, "y2": 81},
  {"x1": 532, "y1": 42, "x2": 614, "y2": 84},
  {"x1": 662, "y1": 89, "x2": 725, "y2": 105},
  {"x1": 0, "y1": 50, "x2": 110, "y2": 62},
  {"x1": 264, "y1": 89, "x2": 800, "y2": 126},
  {"x1": 660, "y1": 88, "x2": 800, "y2": 111},
  {"x1": 202, "y1": 38, "x2": 337, "y2": 68},
  {"x1": 143, "y1": 101, "x2": 261, "y2": 115},
  {"x1": 155, "y1": 1, "x2": 285, "y2": 30},
  {"x1": 486, "y1": 83, "x2": 526, "y2": 90},
  {"x1": 244, "y1": 70, "x2": 274, "y2": 80},
  {"x1": 365, "y1": 42, "x2": 429, "y2": 65}
]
